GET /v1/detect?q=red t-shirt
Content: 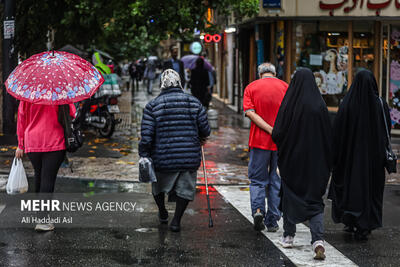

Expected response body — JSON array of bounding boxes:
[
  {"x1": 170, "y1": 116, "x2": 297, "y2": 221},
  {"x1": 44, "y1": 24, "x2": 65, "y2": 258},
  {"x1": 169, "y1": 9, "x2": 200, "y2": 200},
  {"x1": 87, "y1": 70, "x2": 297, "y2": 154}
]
[{"x1": 243, "y1": 77, "x2": 288, "y2": 151}]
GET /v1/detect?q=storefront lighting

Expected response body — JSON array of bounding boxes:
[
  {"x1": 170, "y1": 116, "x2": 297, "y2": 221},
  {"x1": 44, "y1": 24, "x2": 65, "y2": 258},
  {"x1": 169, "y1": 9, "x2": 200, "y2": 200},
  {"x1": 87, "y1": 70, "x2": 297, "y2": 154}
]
[
  {"x1": 204, "y1": 34, "x2": 221, "y2": 43},
  {"x1": 200, "y1": 35, "x2": 205, "y2": 40},
  {"x1": 225, "y1": 27, "x2": 236, "y2": 33},
  {"x1": 328, "y1": 32, "x2": 340, "y2": 36}
]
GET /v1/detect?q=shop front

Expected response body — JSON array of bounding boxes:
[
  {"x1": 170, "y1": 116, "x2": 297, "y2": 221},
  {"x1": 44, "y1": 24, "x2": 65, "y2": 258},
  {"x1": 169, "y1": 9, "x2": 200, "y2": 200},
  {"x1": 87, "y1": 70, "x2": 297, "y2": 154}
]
[
  {"x1": 290, "y1": 20, "x2": 379, "y2": 113},
  {"x1": 238, "y1": 0, "x2": 400, "y2": 132},
  {"x1": 382, "y1": 22, "x2": 400, "y2": 133}
]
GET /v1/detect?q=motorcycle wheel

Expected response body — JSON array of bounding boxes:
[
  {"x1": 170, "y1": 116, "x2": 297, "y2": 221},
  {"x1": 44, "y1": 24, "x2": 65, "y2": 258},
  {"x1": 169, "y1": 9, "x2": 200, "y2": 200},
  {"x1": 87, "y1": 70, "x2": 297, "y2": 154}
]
[{"x1": 98, "y1": 112, "x2": 116, "y2": 138}]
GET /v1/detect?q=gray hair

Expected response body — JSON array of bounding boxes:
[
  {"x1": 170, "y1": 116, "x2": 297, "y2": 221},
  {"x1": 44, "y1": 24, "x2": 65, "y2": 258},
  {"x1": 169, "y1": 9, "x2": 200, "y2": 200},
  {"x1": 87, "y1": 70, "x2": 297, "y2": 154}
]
[{"x1": 258, "y1": 62, "x2": 276, "y2": 76}]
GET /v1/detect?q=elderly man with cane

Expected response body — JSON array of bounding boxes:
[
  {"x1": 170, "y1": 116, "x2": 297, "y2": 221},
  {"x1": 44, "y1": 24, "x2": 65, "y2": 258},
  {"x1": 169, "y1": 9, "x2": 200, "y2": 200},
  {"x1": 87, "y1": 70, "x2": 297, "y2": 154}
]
[{"x1": 243, "y1": 63, "x2": 288, "y2": 231}]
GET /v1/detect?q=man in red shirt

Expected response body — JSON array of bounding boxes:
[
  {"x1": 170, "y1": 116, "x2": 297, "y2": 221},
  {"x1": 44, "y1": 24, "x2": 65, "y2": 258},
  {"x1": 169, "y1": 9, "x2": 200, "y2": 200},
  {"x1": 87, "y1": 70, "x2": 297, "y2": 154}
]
[{"x1": 243, "y1": 62, "x2": 288, "y2": 231}]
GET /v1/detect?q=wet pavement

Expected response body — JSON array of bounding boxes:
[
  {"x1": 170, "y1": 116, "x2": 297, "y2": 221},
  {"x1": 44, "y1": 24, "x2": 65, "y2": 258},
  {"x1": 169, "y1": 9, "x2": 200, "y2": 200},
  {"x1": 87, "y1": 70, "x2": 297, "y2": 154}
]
[
  {"x1": 0, "y1": 177, "x2": 399, "y2": 266},
  {"x1": 323, "y1": 184, "x2": 400, "y2": 267},
  {"x1": 0, "y1": 83, "x2": 251, "y2": 185},
  {"x1": 0, "y1": 178, "x2": 294, "y2": 267}
]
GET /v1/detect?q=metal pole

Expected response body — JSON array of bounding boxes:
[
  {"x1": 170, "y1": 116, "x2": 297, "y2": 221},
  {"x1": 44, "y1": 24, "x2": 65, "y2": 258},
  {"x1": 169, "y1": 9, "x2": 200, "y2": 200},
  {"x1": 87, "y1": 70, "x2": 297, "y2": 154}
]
[{"x1": 2, "y1": 0, "x2": 17, "y2": 134}]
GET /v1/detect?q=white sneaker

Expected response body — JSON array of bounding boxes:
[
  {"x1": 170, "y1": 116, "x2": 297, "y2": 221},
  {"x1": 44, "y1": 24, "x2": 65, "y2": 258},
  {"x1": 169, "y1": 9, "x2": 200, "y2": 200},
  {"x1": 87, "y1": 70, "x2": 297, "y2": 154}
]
[
  {"x1": 312, "y1": 240, "x2": 326, "y2": 260},
  {"x1": 280, "y1": 236, "x2": 294, "y2": 248},
  {"x1": 35, "y1": 223, "x2": 55, "y2": 232}
]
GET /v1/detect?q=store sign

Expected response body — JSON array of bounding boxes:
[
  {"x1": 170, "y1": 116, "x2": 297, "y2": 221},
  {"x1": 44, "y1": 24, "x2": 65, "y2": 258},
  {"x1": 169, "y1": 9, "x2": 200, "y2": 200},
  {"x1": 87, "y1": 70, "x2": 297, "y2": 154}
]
[
  {"x1": 320, "y1": 0, "x2": 400, "y2": 16},
  {"x1": 204, "y1": 34, "x2": 221, "y2": 43},
  {"x1": 263, "y1": 0, "x2": 281, "y2": 8},
  {"x1": 4, "y1": 20, "x2": 15, "y2": 39},
  {"x1": 190, "y1": 41, "x2": 202, "y2": 54}
]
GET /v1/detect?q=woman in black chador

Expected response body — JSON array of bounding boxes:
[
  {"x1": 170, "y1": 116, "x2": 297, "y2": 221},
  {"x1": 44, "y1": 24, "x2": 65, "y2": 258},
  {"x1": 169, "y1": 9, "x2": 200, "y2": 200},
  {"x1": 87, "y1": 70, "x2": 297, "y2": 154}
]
[
  {"x1": 190, "y1": 57, "x2": 210, "y2": 108},
  {"x1": 328, "y1": 70, "x2": 391, "y2": 241},
  {"x1": 272, "y1": 68, "x2": 332, "y2": 260}
]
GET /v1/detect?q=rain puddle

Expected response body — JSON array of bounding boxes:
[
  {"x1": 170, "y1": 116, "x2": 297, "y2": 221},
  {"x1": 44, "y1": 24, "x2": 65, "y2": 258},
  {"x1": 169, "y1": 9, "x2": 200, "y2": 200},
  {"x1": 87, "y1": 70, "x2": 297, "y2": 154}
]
[{"x1": 135, "y1": 228, "x2": 158, "y2": 233}]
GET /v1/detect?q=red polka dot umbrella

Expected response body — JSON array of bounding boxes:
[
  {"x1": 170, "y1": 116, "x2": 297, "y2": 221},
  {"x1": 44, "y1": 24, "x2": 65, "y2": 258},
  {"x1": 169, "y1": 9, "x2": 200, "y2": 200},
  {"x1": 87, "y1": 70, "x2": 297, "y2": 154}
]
[{"x1": 5, "y1": 51, "x2": 104, "y2": 105}]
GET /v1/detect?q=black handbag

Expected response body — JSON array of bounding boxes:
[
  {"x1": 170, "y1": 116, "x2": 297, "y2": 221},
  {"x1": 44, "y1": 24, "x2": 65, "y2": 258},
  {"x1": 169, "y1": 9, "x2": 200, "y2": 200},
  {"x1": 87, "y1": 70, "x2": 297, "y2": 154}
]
[
  {"x1": 379, "y1": 98, "x2": 397, "y2": 174},
  {"x1": 58, "y1": 105, "x2": 84, "y2": 153}
]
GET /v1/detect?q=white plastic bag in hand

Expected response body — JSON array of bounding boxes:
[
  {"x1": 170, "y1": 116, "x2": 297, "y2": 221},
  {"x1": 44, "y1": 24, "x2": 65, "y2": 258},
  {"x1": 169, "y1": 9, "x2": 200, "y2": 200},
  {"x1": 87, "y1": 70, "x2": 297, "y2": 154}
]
[
  {"x1": 6, "y1": 158, "x2": 28, "y2": 194},
  {"x1": 139, "y1": 157, "x2": 157, "y2": 183}
]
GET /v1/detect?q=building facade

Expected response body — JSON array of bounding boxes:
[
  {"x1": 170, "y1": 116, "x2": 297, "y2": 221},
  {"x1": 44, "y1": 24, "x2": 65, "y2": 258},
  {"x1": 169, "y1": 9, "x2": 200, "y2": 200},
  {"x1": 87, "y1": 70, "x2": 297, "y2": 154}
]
[{"x1": 214, "y1": 0, "x2": 400, "y2": 133}]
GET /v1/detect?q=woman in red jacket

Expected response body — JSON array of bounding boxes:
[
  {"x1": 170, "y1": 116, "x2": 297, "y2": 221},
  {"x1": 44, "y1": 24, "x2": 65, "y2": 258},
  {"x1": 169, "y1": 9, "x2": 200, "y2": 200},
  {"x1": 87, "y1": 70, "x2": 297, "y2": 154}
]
[{"x1": 15, "y1": 101, "x2": 75, "y2": 231}]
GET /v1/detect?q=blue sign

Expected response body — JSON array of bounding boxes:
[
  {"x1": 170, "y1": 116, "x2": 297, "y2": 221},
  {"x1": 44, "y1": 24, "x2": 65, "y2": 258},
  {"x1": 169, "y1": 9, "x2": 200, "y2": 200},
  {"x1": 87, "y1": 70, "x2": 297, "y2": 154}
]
[{"x1": 263, "y1": 0, "x2": 281, "y2": 8}]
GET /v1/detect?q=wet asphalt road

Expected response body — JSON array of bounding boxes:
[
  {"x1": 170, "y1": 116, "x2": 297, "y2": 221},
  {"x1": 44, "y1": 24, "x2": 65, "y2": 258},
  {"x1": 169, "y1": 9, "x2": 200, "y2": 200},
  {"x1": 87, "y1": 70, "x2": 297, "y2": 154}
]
[
  {"x1": 0, "y1": 178, "x2": 294, "y2": 267},
  {"x1": 0, "y1": 177, "x2": 399, "y2": 266}
]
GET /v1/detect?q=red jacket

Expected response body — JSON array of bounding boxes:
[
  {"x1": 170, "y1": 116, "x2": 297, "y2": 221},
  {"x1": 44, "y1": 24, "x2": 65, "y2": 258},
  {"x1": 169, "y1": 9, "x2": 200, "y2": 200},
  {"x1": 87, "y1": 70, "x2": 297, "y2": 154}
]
[{"x1": 17, "y1": 101, "x2": 76, "y2": 153}]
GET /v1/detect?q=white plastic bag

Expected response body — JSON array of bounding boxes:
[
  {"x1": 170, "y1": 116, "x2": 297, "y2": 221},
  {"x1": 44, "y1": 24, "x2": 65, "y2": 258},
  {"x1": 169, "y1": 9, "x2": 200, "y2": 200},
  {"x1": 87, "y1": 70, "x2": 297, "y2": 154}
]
[
  {"x1": 6, "y1": 158, "x2": 28, "y2": 194},
  {"x1": 139, "y1": 157, "x2": 157, "y2": 183}
]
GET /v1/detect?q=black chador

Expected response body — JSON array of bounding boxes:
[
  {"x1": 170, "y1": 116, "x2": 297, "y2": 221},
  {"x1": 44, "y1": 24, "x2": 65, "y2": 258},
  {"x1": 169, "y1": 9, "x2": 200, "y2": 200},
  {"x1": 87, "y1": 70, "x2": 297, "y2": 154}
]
[
  {"x1": 272, "y1": 68, "x2": 332, "y2": 224},
  {"x1": 328, "y1": 70, "x2": 390, "y2": 237}
]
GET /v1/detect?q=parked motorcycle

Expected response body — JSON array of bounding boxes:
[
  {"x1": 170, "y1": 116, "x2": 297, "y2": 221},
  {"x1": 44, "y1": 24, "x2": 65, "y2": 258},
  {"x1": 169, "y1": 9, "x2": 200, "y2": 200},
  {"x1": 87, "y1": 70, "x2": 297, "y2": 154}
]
[
  {"x1": 74, "y1": 73, "x2": 122, "y2": 138},
  {"x1": 74, "y1": 96, "x2": 121, "y2": 138}
]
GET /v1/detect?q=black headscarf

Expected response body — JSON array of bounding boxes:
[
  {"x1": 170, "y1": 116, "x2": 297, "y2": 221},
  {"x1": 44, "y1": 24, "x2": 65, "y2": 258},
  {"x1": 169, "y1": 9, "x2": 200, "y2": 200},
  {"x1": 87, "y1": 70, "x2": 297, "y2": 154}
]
[
  {"x1": 272, "y1": 68, "x2": 332, "y2": 224},
  {"x1": 328, "y1": 70, "x2": 390, "y2": 231}
]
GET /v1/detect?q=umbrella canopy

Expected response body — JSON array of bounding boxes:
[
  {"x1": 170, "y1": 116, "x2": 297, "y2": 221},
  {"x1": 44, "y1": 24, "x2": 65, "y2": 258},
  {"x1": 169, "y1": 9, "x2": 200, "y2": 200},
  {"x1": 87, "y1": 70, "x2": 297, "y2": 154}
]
[
  {"x1": 5, "y1": 51, "x2": 104, "y2": 105},
  {"x1": 181, "y1": 55, "x2": 213, "y2": 71},
  {"x1": 59, "y1": 44, "x2": 88, "y2": 58}
]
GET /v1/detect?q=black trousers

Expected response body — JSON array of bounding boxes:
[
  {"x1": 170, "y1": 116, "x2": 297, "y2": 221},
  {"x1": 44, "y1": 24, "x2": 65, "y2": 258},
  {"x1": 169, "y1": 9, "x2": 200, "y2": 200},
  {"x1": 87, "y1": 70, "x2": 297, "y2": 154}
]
[{"x1": 27, "y1": 150, "x2": 66, "y2": 193}]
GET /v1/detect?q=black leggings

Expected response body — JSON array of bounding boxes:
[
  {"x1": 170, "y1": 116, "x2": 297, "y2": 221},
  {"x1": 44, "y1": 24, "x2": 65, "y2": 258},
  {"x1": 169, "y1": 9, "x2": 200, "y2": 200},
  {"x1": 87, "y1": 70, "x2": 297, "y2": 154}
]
[{"x1": 27, "y1": 150, "x2": 66, "y2": 193}]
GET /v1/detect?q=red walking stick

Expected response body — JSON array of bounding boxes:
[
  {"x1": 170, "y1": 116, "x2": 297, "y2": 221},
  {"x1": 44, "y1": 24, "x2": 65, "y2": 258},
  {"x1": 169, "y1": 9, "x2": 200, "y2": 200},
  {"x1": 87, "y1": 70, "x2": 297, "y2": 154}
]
[{"x1": 201, "y1": 146, "x2": 213, "y2": 228}]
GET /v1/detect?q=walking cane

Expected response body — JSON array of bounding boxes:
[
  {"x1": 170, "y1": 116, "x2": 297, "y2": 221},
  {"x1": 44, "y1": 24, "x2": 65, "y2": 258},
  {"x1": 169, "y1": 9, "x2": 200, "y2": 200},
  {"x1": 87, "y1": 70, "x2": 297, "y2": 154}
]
[{"x1": 201, "y1": 146, "x2": 213, "y2": 228}]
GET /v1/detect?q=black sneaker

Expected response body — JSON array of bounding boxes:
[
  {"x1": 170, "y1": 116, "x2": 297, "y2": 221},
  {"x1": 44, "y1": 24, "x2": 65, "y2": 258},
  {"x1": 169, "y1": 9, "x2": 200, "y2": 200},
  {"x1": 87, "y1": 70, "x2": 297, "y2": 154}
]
[
  {"x1": 267, "y1": 225, "x2": 279, "y2": 232},
  {"x1": 253, "y1": 212, "x2": 265, "y2": 231},
  {"x1": 159, "y1": 210, "x2": 168, "y2": 224},
  {"x1": 343, "y1": 225, "x2": 355, "y2": 233},
  {"x1": 354, "y1": 230, "x2": 368, "y2": 241},
  {"x1": 169, "y1": 223, "x2": 180, "y2": 232}
]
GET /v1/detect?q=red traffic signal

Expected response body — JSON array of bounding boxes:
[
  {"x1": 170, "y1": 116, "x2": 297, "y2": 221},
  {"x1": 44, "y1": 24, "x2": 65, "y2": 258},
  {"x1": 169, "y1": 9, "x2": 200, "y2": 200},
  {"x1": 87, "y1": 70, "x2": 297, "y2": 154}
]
[{"x1": 204, "y1": 34, "x2": 221, "y2": 43}]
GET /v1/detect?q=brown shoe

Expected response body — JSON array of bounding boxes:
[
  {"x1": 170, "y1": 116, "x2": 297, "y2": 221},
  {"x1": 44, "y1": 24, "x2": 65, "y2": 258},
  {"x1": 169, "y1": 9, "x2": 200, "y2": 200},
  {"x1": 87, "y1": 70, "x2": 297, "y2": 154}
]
[{"x1": 313, "y1": 240, "x2": 326, "y2": 260}]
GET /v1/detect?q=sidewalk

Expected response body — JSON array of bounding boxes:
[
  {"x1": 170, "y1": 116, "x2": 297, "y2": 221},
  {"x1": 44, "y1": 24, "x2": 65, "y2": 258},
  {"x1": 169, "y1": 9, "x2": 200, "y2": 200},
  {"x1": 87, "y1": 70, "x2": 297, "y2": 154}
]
[
  {"x1": 0, "y1": 84, "x2": 251, "y2": 185},
  {"x1": 0, "y1": 87, "x2": 140, "y2": 181}
]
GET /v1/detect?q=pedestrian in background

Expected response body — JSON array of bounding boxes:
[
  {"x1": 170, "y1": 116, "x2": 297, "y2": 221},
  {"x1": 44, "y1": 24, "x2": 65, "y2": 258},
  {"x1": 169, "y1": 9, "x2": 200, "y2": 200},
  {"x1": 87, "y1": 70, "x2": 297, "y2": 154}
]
[
  {"x1": 129, "y1": 61, "x2": 139, "y2": 92},
  {"x1": 163, "y1": 46, "x2": 186, "y2": 88},
  {"x1": 139, "y1": 69, "x2": 210, "y2": 232},
  {"x1": 272, "y1": 68, "x2": 331, "y2": 260},
  {"x1": 144, "y1": 56, "x2": 157, "y2": 95},
  {"x1": 328, "y1": 70, "x2": 390, "y2": 241},
  {"x1": 15, "y1": 101, "x2": 76, "y2": 232},
  {"x1": 243, "y1": 62, "x2": 288, "y2": 232},
  {"x1": 190, "y1": 57, "x2": 210, "y2": 109}
]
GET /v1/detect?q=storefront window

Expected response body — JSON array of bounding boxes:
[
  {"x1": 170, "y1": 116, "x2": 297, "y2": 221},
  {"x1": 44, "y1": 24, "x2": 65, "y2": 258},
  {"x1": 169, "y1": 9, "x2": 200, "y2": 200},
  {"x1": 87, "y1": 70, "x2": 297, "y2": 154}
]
[
  {"x1": 294, "y1": 21, "x2": 348, "y2": 110},
  {"x1": 353, "y1": 22, "x2": 375, "y2": 76},
  {"x1": 388, "y1": 25, "x2": 400, "y2": 130}
]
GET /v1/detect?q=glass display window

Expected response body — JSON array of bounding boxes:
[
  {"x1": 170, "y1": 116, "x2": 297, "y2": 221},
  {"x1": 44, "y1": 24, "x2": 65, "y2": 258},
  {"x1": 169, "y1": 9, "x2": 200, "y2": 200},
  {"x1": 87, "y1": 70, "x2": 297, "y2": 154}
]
[
  {"x1": 294, "y1": 21, "x2": 348, "y2": 110},
  {"x1": 387, "y1": 25, "x2": 400, "y2": 130},
  {"x1": 353, "y1": 22, "x2": 375, "y2": 76}
]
